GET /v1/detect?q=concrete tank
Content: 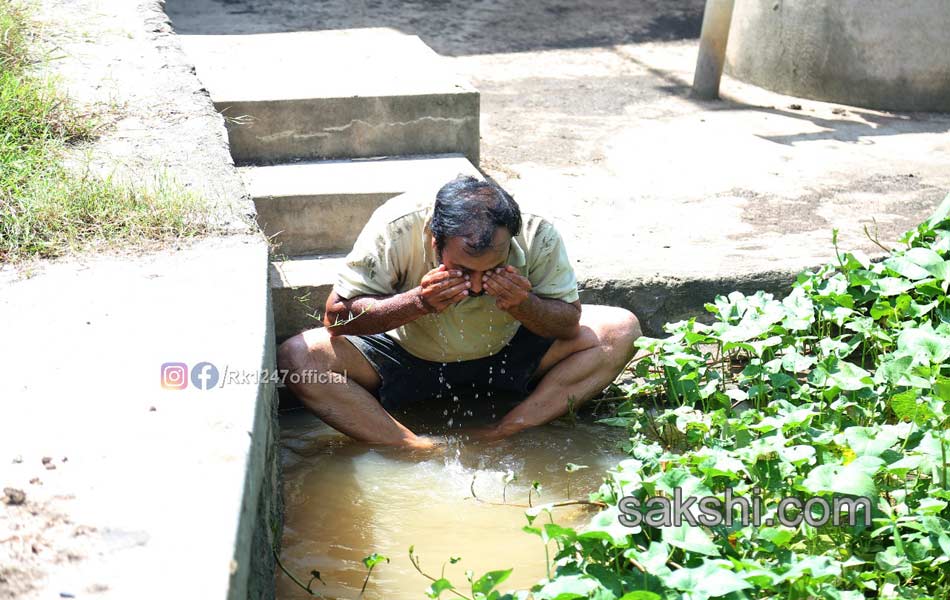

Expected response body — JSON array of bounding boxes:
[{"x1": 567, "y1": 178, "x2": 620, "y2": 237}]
[{"x1": 724, "y1": 0, "x2": 950, "y2": 112}]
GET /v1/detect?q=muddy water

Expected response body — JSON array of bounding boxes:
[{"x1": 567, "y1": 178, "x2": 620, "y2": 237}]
[{"x1": 277, "y1": 410, "x2": 627, "y2": 599}]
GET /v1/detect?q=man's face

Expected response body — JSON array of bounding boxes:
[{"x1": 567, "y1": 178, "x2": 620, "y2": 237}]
[{"x1": 435, "y1": 228, "x2": 511, "y2": 296}]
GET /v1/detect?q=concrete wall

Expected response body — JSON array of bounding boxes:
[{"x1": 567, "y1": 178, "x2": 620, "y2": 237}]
[
  {"x1": 725, "y1": 0, "x2": 950, "y2": 112},
  {"x1": 0, "y1": 0, "x2": 281, "y2": 598}
]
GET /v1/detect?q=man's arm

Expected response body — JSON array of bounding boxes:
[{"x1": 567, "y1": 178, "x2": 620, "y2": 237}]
[
  {"x1": 323, "y1": 290, "x2": 425, "y2": 337},
  {"x1": 508, "y1": 294, "x2": 582, "y2": 340},
  {"x1": 324, "y1": 265, "x2": 470, "y2": 337}
]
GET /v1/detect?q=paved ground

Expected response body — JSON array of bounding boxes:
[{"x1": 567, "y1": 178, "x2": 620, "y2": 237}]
[{"x1": 166, "y1": 0, "x2": 950, "y2": 333}]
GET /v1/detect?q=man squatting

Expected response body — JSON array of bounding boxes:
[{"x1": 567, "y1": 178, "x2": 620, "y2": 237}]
[{"x1": 278, "y1": 175, "x2": 642, "y2": 449}]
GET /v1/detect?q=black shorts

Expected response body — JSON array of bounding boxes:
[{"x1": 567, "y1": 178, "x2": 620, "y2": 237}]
[{"x1": 344, "y1": 326, "x2": 556, "y2": 413}]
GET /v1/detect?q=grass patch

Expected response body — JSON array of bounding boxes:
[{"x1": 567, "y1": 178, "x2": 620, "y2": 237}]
[{"x1": 0, "y1": 0, "x2": 211, "y2": 263}]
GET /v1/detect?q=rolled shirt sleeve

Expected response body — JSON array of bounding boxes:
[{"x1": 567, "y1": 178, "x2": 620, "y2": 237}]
[
  {"x1": 525, "y1": 220, "x2": 580, "y2": 303},
  {"x1": 334, "y1": 216, "x2": 403, "y2": 300}
]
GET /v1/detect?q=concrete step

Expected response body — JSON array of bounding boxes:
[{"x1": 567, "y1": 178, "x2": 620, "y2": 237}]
[
  {"x1": 179, "y1": 28, "x2": 479, "y2": 165},
  {"x1": 270, "y1": 254, "x2": 346, "y2": 341},
  {"x1": 245, "y1": 154, "x2": 481, "y2": 256}
]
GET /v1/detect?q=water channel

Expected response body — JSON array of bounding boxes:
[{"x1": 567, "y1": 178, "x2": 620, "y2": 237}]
[{"x1": 276, "y1": 406, "x2": 628, "y2": 599}]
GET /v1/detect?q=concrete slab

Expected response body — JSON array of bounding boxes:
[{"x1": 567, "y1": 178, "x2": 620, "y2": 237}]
[
  {"x1": 2, "y1": 1, "x2": 280, "y2": 598},
  {"x1": 270, "y1": 254, "x2": 347, "y2": 340},
  {"x1": 168, "y1": 0, "x2": 950, "y2": 336},
  {"x1": 245, "y1": 155, "x2": 480, "y2": 256},
  {"x1": 178, "y1": 29, "x2": 479, "y2": 165},
  {"x1": 0, "y1": 235, "x2": 277, "y2": 600}
]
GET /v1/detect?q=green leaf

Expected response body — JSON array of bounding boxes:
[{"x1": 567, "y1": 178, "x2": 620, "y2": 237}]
[
  {"x1": 926, "y1": 190, "x2": 950, "y2": 228},
  {"x1": 897, "y1": 325, "x2": 950, "y2": 364},
  {"x1": 472, "y1": 569, "x2": 513, "y2": 595},
  {"x1": 757, "y1": 526, "x2": 795, "y2": 547},
  {"x1": 905, "y1": 247, "x2": 950, "y2": 280},
  {"x1": 875, "y1": 546, "x2": 913, "y2": 576},
  {"x1": 661, "y1": 521, "x2": 721, "y2": 556},
  {"x1": 872, "y1": 277, "x2": 916, "y2": 297},
  {"x1": 841, "y1": 426, "x2": 899, "y2": 457},
  {"x1": 662, "y1": 560, "x2": 751, "y2": 599},
  {"x1": 581, "y1": 506, "x2": 636, "y2": 544},
  {"x1": 427, "y1": 578, "x2": 455, "y2": 598},
  {"x1": 801, "y1": 463, "x2": 877, "y2": 497},
  {"x1": 889, "y1": 389, "x2": 936, "y2": 424},
  {"x1": 623, "y1": 541, "x2": 671, "y2": 574},
  {"x1": 534, "y1": 574, "x2": 598, "y2": 600},
  {"x1": 884, "y1": 255, "x2": 932, "y2": 280},
  {"x1": 618, "y1": 593, "x2": 662, "y2": 600},
  {"x1": 779, "y1": 555, "x2": 842, "y2": 582},
  {"x1": 811, "y1": 358, "x2": 873, "y2": 391},
  {"x1": 779, "y1": 444, "x2": 816, "y2": 466},
  {"x1": 542, "y1": 523, "x2": 577, "y2": 544},
  {"x1": 877, "y1": 355, "x2": 919, "y2": 387},
  {"x1": 361, "y1": 552, "x2": 389, "y2": 569}
]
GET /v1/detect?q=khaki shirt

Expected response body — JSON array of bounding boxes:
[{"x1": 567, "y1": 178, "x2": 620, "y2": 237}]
[{"x1": 334, "y1": 189, "x2": 579, "y2": 362}]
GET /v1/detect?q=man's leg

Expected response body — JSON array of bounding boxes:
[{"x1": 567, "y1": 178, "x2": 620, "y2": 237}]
[
  {"x1": 277, "y1": 329, "x2": 434, "y2": 448},
  {"x1": 492, "y1": 304, "x2": 641, "y2": 436}
]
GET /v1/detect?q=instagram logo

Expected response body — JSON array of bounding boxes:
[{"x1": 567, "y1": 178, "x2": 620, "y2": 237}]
[{"x1": 161, "y1": 362, "x2": 189, "y2": 390}]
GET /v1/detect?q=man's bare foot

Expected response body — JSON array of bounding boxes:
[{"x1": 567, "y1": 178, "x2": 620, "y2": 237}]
[{"x1": 404, "y1": 435, "x2": 442, "y2": 450}]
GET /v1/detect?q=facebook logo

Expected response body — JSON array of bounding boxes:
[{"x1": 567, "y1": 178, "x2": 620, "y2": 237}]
[{"x1": 191, "y1": 362, "x2": 220, "y2": 390}]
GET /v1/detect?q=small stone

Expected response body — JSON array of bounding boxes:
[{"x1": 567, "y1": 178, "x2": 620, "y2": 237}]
[
  {"x1": 3, "y1": 487, "x2": 26, "y2": 505},
  {"x1": 789, "y1": 103, "x2": 802, "y2": 110},
  {"x1": 29, "y1": 478, "x2": 41, "y2": 485},
  {"x1": 45, "y1": 463, "x2": 57, "y2": 471},
  {"x1": 12, "y1": 455, "x2": 22, "y2": 464},
  {"x1": 41, "y1": 456, "x2": 52, "y2": 465},
  {"x1": 149, "y1": 406, "x2": 157, "y2": 412},
  {"x1": 831, "y1": 107, "x2": 845, "y2": 115}
]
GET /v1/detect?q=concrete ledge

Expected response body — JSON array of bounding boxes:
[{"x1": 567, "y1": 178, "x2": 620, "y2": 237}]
[
  {"x1": 246, "y1": 155, "x2": 479, "y2": 255},
  {"x1": 270, "y1": 255, "x2": 347, "y2": 341},
  {"x1": 578, "y1": 269, "x2": 807, "y2": 337},
  {"x1": 1, "y1": 236, "x2": 277, "y2": 599},
  {"x1": 1, "y1": 1, "x2": 281, "y2": 598},
  {"x1": 179, "y1": 29, "x2": 480, "y2": 165}
]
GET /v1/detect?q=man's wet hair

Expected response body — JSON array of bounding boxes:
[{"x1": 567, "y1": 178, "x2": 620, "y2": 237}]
[{"x1": 430, "y1": 175, "x2": 522, "y2": 255}]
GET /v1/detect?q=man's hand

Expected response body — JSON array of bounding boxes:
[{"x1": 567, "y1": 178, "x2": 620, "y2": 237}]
[
  {"x1": 483, "y1": 265, "x2": 532, "y2": 311},
  {"x1": 415, "y1": 264, "x2": 470, "y2": 313}
]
